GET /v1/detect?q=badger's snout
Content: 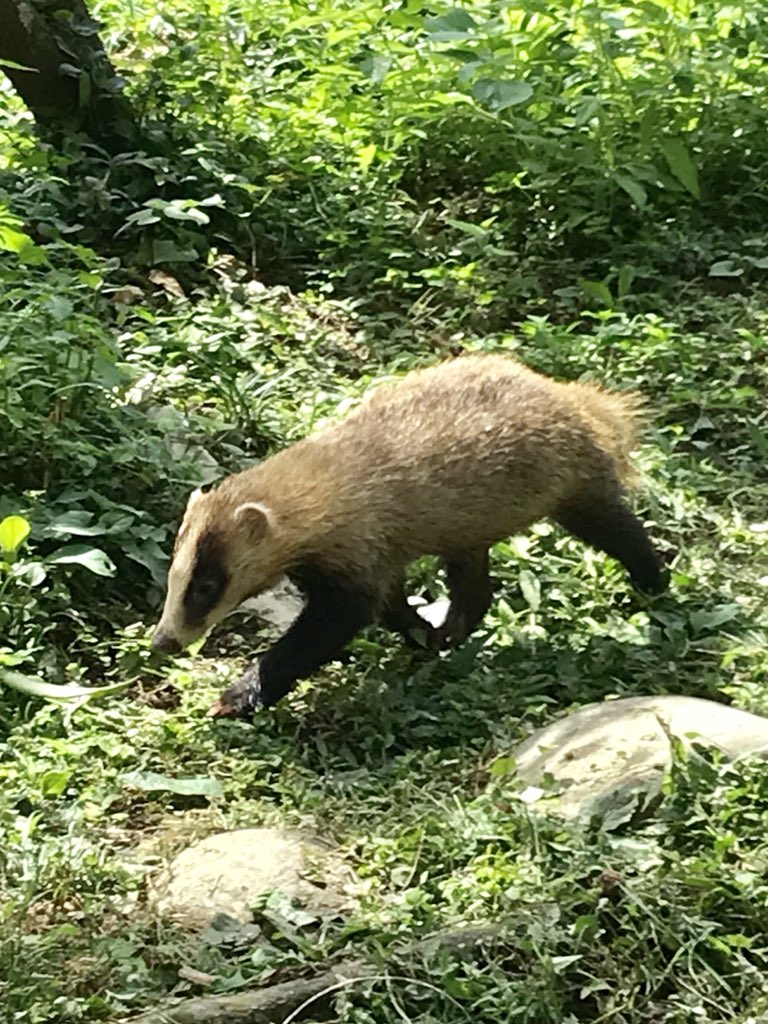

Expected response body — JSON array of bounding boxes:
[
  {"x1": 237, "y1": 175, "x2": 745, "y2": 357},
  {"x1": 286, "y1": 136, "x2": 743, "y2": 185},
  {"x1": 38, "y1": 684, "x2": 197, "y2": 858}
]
[{"x1": 152, "y1": 628, "x2": 182, "y2": 655}]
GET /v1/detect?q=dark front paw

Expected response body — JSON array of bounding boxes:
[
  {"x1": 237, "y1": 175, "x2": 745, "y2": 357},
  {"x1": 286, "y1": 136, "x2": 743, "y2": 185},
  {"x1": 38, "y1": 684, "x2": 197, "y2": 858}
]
[
  {"x1": 632, "y1": 561, "x2": 672, "y2": 596},
  {"x1": 207, "y1": 664, "x2": 265, "y2": 719}
]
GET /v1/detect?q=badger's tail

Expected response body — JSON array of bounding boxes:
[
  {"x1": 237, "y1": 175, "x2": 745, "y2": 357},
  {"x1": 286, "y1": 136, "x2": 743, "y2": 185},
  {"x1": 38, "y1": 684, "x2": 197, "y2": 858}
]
[{"x1": 565, "y1": 380, "x2": 650, "y2": 488}]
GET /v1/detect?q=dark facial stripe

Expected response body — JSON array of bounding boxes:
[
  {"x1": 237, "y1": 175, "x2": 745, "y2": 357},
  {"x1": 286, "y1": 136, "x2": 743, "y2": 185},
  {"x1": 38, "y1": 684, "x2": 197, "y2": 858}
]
[{"x1": 183, "y1": 530, "x2": 229, "y2": 626}]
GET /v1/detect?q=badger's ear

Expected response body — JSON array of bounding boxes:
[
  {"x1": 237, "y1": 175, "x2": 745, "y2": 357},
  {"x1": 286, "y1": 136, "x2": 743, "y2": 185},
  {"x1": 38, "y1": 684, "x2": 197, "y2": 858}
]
[{"x1": 234, "y1": 501, "x2": 274, "y2": 542}]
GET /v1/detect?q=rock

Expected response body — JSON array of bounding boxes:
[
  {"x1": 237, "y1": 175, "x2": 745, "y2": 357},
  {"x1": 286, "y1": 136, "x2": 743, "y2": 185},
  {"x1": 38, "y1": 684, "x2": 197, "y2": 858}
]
[
  {"x1": 148, "y1": 828, "x2": 356, "y2": 930},
  {"x1": 242, "y1": 579, "x2": 304, "y2": 631},
  {"x1": 244, "y1": 584, "x2": 449, "y2": 634},
  {"x1": 410, "y1": 595, "x2": 450, "y2": 628},
  {"x1": 510, "y1": 695, "x2": 768, "y2": 820}
]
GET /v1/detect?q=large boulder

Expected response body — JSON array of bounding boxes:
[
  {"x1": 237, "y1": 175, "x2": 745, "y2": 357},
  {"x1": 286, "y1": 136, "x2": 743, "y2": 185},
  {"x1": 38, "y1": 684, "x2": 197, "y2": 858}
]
[
  {"x1": 511, "y1": 695, "x2": 768, "y2": 820},
  {"x1": 149, "y1": 828, "x2": 356, "y2": 930}
]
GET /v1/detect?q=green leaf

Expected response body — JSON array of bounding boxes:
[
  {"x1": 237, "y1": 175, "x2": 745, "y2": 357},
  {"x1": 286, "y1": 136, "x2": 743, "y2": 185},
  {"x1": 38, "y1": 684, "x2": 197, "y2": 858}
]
[
  {"x1": 162, "y1": 203, "x2": 210, "y2": 225},
  {"x1": 0, "y1": 669, "x2": 129, "y2": 701},
  {"x1": 120, "y1": 771, "x2": 224, "y2": 798},
  {"x1": 519, "y1": 569, "x2": 541, "y2": 611},
  {"x1": 41, "y1": 770, "x2": 73, "y2": 797},
  {"x1": 446, "y1": 218, "x2": 490, "y2": 240},
  {"x1": 11, "y1": 561, "x2": 47, "y2": 587},
  {"x1": 0, "y1": 515, "x2": 31, "y2": 559},
  {"x1": 690, "y1": 604, "x2": 741, "y2": 634},
  {"x1": 0, "y1": 58, "x2": 36, "y2": 72},
  {"x1": 472, "y1": 78, "x2": 533, "y2": 112},
  {"x1": 49, "y1": 545, "x2": 116, "y2": 576},
  {"x1": 152, "y1": 240, "x2": 197, "y2": 264},
  {"x1": 425, "y1": 9, "x2": 477, "y2": 39},
  {"x1": 551, "y1": 954, "x2": 583, "y2": 973},
  {"x1": 0, "y1": 224, "x2": 35, "y2": 254},
  {"x1": 615, "y1": 173, "x2": 647, "y2": 209},
  {"x1": 490, "y1": 756, "x2": 516, "y2": 777},
  {"x1": 360, "y1": 53, "x2": 392, "y2": 84},
  {"x1": 45, "y1": 511, "x2": 106, "y2": 538},
  {"x1": 356, "y1": 143, "x2": 377, "y2": 173},
  {"x1": 708, "y1": 259, "x2": 743, "y2": 278},
  {"x1": 660, "y1": 138, "x2": 700, "y2": 198},
  {"x1": 580, "y1": 279, "x2": 614, "y2": 307}
]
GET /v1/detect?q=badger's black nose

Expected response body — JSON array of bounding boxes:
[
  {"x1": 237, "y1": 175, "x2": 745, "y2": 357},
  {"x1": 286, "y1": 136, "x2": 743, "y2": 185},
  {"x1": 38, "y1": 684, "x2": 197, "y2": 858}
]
[{"x1": 152, "y1": 629, "x2": 182, "y2": 655}]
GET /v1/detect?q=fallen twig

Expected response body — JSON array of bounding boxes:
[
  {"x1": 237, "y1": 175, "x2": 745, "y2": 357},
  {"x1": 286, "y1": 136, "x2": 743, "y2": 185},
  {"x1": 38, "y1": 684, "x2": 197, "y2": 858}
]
[{"x1": 128, "y1": 922, "x2": 508, "y2": 1023}]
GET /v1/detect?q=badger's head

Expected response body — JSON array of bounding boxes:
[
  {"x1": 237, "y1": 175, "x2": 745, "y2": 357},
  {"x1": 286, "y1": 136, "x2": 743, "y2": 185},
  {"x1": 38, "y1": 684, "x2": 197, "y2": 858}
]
[{"x1": 152, "y1": 485, "x2": 285, "y2": 654}]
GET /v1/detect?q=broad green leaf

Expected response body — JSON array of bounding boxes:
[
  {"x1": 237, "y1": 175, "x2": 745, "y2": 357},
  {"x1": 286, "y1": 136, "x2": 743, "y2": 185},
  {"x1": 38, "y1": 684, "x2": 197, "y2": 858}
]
[
  {"x1": 152, "y1": 240, "x2": 197, "y2": 264},
  {"x1": 162, "y1": 204, "x2": 210, "y2": 226},
  {"x1": 580, "y1": 279, "x2": 614, "y2": 307},
  {"x1": 49, "y1": 545, "x2": 116, "y2": 576},
  {"x1": 0, "y1": 515, "x2": 31, "y2": 558},
  {"x1": 446, "y1": 218, "x2": 490, "y2": 239},
  {"x1": 360, "y1": 53, "x2": 392, "y2": 84},
  {"x1": 121, "y1": 771, "x2": 224, "y2": 798},
  {"x1": 45, "y1": 511, "x2": 105, "y2": 537},
  {"x1": 519, "y1": 569, "x2": 541, "y2": 611},
  {"x1": 708, "y1": 260, "x2": 742, "y2": 278},
  {"x1": 41, "y1": 770, "x2": 73, "y2": 797},
  {"x1": 0, "y1": 224, "x2": 34, "y2": 253},
  {"x1": 356, "y1": 143, "x2": 377, "y2": 173},
  {"x1": 660, "y1": 138, "x2": 700, "y2": 198},
  {"x1": 472, "y1": 78, "x2": 532, "y2": 112},
  {"x1": 690, "y1": 604, "x2": 741, "y2": 634},
  {"x1": 615, "y1": 173, "x2": 647, "y2": 209},
  {"x1": 425, "y1": 9, "x2": 477, "y2": 39},
  {"x1": 617, "y1": 265, "x2": 635, "y2": 298},
  {"x1": 489, "y1": 756, "x2": 516, "y2": 777},
  {"x1": 11, "y1": 561, "x2": 46, "y2": 587}
]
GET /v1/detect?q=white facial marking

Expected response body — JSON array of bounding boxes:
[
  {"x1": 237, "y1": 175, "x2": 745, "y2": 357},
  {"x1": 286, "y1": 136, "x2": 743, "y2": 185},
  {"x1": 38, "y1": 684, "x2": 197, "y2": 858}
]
[
  {"x1": 155, "y1": 524, "x2": 203, "y2": 647},
  {"x1": 186, "y1": 487, "x2": 205, "y2": 511}
]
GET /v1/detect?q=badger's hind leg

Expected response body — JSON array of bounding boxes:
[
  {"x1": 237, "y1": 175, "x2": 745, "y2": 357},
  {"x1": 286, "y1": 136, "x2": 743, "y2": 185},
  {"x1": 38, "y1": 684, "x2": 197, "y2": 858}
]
[
  {"x1": 433, "y1": 548, "x2": 495, "y2": 649},
  {"x1": 554, "y1": 492, "x2": 668, "y2": 594}
]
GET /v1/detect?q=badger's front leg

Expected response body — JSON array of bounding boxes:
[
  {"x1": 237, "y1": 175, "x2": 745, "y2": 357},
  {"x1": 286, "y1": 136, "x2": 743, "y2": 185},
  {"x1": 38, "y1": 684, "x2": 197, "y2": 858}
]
[
  {"x1": 432, "y1": 548, "x2": 495, "y2": 650},
  {"x1": 208, "y1": 567, "x2": 374, "y2": 718}
]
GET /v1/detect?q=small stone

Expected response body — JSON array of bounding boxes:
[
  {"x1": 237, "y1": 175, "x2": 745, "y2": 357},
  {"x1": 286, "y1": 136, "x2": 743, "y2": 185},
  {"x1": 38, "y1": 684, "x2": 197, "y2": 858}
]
[
  {"x1": 242, "y1": 579, "x2": 305, "y2": 632},
  {"x1": 509, "y1": 695, "x2": 768, "y2": 820},
  {"x1": 414, "y1": 597, "x2": 450, "y2": 628},
  {"x1": 148, "y1": 828, "x2": 357, "y2": 931}
]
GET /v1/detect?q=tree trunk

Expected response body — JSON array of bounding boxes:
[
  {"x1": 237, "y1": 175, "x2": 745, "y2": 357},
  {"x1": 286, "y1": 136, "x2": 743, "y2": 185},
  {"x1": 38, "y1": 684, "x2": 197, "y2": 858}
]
[{"x1": 0, "y1": 0, "x2": 138, "y2": 149}]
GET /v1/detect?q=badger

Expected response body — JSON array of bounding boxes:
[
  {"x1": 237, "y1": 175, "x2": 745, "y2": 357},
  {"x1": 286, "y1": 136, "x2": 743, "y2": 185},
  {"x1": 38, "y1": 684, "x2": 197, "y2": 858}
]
[{"x1": 152, "y1": 354, "x2": 668, "y2": 718}]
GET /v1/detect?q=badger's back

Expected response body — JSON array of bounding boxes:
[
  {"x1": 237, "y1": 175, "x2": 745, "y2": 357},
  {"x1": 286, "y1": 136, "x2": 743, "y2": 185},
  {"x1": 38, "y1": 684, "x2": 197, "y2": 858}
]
[
  {"x1": 306, "y1": 354, "x2": 644, "y2": 558},
  {"x1": 224, "y1": 354, "x2": 647, "y2": 589}
]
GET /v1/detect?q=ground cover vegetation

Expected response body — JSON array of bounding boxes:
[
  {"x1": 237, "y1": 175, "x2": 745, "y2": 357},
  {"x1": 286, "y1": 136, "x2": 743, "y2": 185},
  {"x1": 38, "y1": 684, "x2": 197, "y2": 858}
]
[{"x1": 1, "y1": 0, "x2": 767, "y2": 1020}]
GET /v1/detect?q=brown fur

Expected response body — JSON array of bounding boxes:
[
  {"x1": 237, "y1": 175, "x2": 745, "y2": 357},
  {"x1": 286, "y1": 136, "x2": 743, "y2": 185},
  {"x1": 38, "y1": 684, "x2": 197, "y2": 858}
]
[{"x1": 159, "y1": 354, "x2": 648, "y2": 649}]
